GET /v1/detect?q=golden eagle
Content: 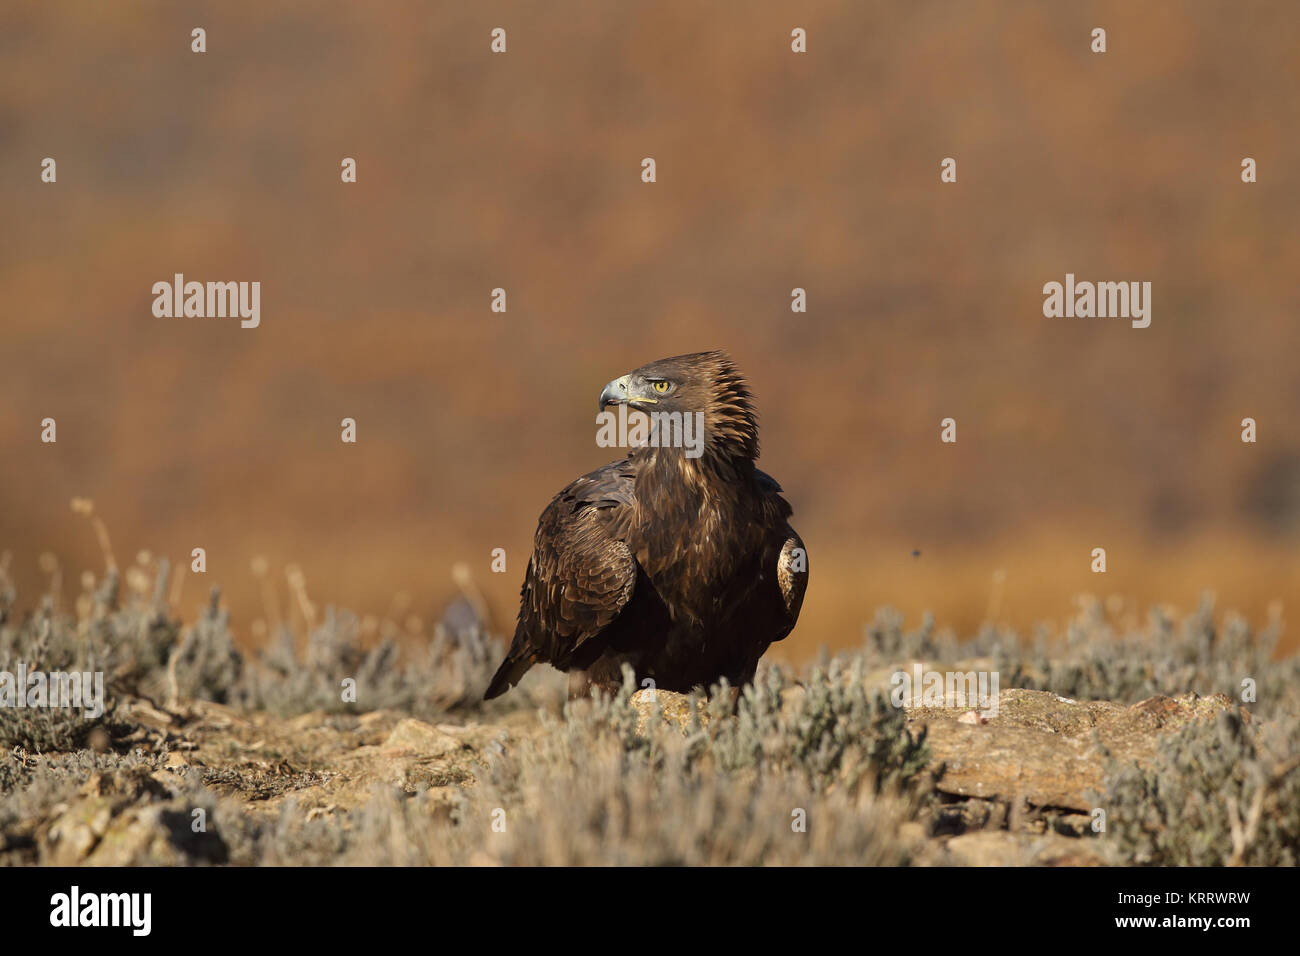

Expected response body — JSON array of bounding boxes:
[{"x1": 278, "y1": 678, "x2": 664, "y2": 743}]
[{"x1": 484, "y1": 351, "x2": 808, "y2": 699}]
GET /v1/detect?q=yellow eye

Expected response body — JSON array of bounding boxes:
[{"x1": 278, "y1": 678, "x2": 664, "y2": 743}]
[{"x1": 652, "y1": 381, "x2": 670, "y2": 394}]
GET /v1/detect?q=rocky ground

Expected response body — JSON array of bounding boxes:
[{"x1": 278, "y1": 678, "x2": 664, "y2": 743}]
[
  {"x1": 0, "y1": 678, "x2": 1261, "y2": 866},
  {"x1": 2, "y1": 573, "x2": 1297, "y2": 865}
]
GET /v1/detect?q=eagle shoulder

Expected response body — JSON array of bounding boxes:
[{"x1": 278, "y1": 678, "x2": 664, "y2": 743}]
[{"x1": 776, "y1": 532, "x2": 809, "y2": 629}]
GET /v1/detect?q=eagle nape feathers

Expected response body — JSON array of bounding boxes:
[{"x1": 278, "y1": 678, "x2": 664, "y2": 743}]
[{"x1": 484, "y1": 350, "x2": 808, "y2": 701}]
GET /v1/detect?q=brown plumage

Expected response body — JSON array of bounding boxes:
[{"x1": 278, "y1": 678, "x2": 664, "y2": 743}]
[{"x1": 484, "y1": 350, "x2": 808, "y2": 700}]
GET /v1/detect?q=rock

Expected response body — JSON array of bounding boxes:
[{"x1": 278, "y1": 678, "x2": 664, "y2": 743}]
[
  {"x1": 124, "y1": 697, "x2": 175, "y2": 728},
  {"x1": 779, "y1": 685, "x2": 807, "y2": 717},
  {"x1": 79, "y1": 806, "x2": 185, "y2": 866},
  {"x1": 942, "y1": 830, "x2": 1104, "y2": 867},
  {"x1": 358, "y1": 710, "x2": 401, "y2": 730},
  {"x1": 41, "y1": 768, "x2": 226, "y2": 866},
  {"x1": 382, "y1": 718, "x2": 463, "y2": 757},
  {"x1": 943, "y1": 831, "x2": 1028, "y2": 866},
  {"x1": 630, "y1": 689, "x2": 708, "y2": 735},
  {"x1": 906, "y1": 688, "x2": 1236, "y2": 811},
  {"x1": 288, "y1": 710, "x2": 334, "y2": 732},
  {"x1": 45, "y1": 799, "x2": 112, "y2": 865},
  {"x1": 897, "y1": 821, "x2": 928, "y2": 849},
  {"x1": 330, "y1": 718, "x2": 474, "y2": 792}
]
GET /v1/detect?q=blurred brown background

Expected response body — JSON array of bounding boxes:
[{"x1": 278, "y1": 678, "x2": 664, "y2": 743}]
[{"x1": 2, "y1": 2, "x2": 1297, "y2": 657}]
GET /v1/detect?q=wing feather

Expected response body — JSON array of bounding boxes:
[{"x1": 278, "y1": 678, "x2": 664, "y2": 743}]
[{"x1": 484, "y1": 461, "x2": 637, "y2": 698}]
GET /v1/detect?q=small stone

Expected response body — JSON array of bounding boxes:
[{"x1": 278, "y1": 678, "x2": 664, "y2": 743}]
[
  {"x1": 630, "y1": 689, "x2": 706, "y2": 735},
  {"x1": 382, "y1": 718, "x2": 462, "y2": 757}
]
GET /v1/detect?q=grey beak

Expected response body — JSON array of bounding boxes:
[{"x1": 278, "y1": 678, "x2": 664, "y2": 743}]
[{"x1": 598, "y1": 375, "x2": 629, "y2": 411}]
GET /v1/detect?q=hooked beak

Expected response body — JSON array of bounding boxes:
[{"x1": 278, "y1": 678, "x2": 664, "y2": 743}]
[
  {"x1": 598, "y1": 375, "x2": 630, "y2": 411},
  {"x1": 599, "y1": 373, "x2": 661, "y2": 412}
]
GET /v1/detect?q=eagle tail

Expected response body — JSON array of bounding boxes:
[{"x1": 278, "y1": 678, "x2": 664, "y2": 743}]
[{"x1": 483, "y1": 650, "x2": 536, "y2": 700}]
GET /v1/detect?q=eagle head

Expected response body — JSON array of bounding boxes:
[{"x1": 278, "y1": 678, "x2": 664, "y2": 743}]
[{"x1": 598, "y1": 350, "x2": 759, "y2": 460}]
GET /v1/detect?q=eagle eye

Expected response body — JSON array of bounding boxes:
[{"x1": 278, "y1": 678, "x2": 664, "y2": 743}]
[{"x1": 652, "y1": 380, "x2": 671, "y2": 394}]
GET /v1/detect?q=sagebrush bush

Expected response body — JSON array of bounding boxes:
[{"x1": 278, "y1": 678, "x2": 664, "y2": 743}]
[
  {"x1": 691, "y1": 660, "x2": 933, "y2": 795},
  {"x1": 0, "y1": 561, "x2": 562, "y2": 724},
  {"x1": 238, "y1": 606, "x2": 546, "y2": 717},
  {"x1": 1101, "y1": 708, "x2": 1300, "y2": 865},
  {"x1": 996, "y1": 596, "x2": 1295, "y2": 719},
  {"x1": 859, "y1": 595, "x2": 1294, "y2": 721},
  {"x1": 0, "y1": 598, "x2": 110, "y2": 751}
]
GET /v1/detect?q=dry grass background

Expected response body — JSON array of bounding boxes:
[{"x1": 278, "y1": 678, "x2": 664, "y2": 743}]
[{"x1": 1, "y1": 2, "x2": 1297, "y2": 655}]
